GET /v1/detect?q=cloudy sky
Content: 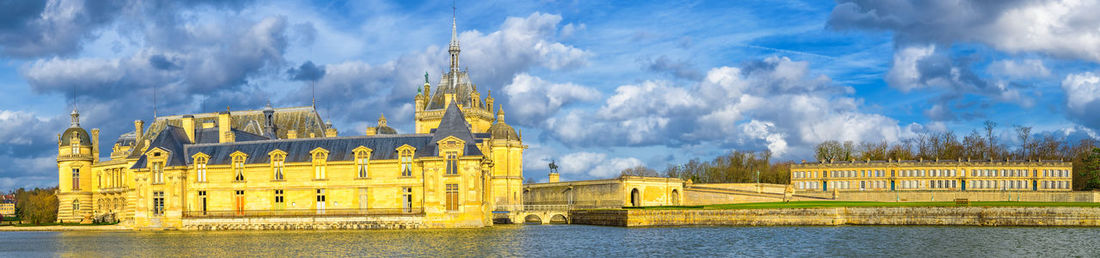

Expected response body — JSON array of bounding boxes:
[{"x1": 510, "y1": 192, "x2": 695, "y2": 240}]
[{"x1": 1, "y1": 0, "x2": 1099, "y2": 190}]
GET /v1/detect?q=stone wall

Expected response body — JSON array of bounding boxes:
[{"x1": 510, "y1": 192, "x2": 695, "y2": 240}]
[
  {"x1": 571, "y1": 207, "x2": 1100, "y2": 227},
  {"x1": 833, "y1": 191, "x2": 1098, "y2": 202},
  {"x1": 181, "y1": 215, "x2": 425, "y2": 230}
]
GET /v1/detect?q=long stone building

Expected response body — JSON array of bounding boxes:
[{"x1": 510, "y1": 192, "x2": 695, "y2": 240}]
[
  {"x1": 790, "y1": 159, "x2": 1073, "y2": 192},
  {"x1": 55, "y1": 16, "x2": 525, "y2": 229}
]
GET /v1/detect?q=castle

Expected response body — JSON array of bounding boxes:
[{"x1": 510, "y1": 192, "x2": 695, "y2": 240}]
[{"x1": 55, "y1": 15, "x2": 526, "y2": 229}]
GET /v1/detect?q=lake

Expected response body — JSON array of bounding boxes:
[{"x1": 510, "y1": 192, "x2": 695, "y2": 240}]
[{"x1": 1, "y1": 225, "x2": 1098, "y2": 257}]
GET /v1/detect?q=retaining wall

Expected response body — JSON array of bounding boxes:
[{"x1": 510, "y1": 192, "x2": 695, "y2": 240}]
[
  {"x1": 571, "y1": 207, "x2": 1100, "y2": 227},
  {"x1": 181, "y1": 215, "x2": 425, "y2": 230}
]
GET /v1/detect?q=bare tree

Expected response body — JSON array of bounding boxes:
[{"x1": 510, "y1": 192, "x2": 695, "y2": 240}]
[
  {"x1": 984, "y1": 120, "x2": 997, "y2": 160},
  {"x1": 1015, "y1": 125, "x2": 1032, "y2": 159}
]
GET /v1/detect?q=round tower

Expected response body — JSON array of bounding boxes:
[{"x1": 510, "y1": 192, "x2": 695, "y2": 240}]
[
  {"x1": 488, "y1": 107, "x2": 525, "y2": 211},
  {"x1": 57, "y1": 108, "x2": 94, "y2": 223}
]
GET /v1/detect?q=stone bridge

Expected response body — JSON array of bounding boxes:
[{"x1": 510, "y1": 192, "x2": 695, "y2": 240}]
[{"x1": 495, "y1": 205, "x2": 573, "y2": 224}]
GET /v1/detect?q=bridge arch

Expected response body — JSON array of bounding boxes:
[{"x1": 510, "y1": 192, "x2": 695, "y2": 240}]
[
  {"x1": 524, "y1": 214, "x2": 543, "y2": 224},
  {"x1": 549, "y1": 214, "x2": 568, "y2": 224}
]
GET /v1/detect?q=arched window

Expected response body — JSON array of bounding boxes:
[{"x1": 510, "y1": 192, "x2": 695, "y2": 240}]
[
  {"x1": 271, "y1": 154, "x2": 285, "y2": 181},
  {"x1": 195, "y1": 157, "x2": 208, "y2": 182},
  {"x1": 232, "y1": 155, "x2": 246, "y2": 182},
  {"x1": 400, "y1": 150, "x2": 413, "y2": 177},
  {"x1": 312, "y1": 151, "x2": 327, "y2": 180},
  {"x1": 356, "y1": 150, "x2": 370, "y2": 178}
]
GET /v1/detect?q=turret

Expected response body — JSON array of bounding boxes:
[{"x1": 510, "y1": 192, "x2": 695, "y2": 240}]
[
  {"x1": 58, "y1": 108, "x2": 94, "y2": 223},
  {"x1": 486, "y1": 90, "x2": 494, "y2": 112}
]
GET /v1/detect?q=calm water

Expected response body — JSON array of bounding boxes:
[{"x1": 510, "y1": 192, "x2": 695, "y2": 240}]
[{"x1": 1, "y1": 225, "x2": 1098, "y2": 257}]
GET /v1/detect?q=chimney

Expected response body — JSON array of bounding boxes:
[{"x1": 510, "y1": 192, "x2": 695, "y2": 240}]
[
  {"x1": 445, "y1": 93, "x2": 455, "y2": 107},
  {"x1": 134, "y1": 120, "x2": 145, "y2": 140},
  {"x1": 218, "y1": 111, "x2": 233, "y2": 143},
  {"x1": 91, "y1": 128, "x2": 100, "y2": 162},
  {"x1": 287, "y1": 130, "x2": 298, "y2": 139},
  {"x1": 548, "y1": 172, "x2": 560, "y2": 183},
  {"x1": 181, "y1": 115, "x2": 196, "y2": 143},
  {"x1": 202, "y1": 121, "x2": 215, "y2": 129},
  {"x1": 365, "y1": 127, "x2": 377, "y2": 136}
]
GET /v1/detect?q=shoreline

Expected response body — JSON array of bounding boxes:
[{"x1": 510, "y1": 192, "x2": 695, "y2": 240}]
[
  {"x1": 0, "y1": 224, "x2": 127, "y2": 232},
  {"x1": 570, "y1": 206, "x2": 1100, "y2": 227}
]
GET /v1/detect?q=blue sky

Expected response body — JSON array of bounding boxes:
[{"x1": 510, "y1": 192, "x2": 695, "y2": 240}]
[{"x1": 1, "y1": 0, "x2": 1099, "y2": 190}]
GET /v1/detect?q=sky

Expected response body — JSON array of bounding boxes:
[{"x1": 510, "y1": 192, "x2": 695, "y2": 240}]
[{"x1": 1, "y1": 0, "x2": 1099, "y2": 190}]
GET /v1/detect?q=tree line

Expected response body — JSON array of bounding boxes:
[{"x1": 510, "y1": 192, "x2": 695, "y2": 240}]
[
  {"x1": 7, "y1": 187, "x2": 58, "y2": 225},
  {"x1": 625, "y1": 121, "x2": 1100, "y2": 190}
]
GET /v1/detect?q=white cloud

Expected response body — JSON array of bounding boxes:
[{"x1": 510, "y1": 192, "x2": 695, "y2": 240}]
[
  {"x1": 557, "y1": 152, "x2": 644, "y2": 179},
  {"x1": 1062, "y1": 72, "x2": 1100, "y2": 129},
  {"x1": 502, "y1": 73, "x2": 600, "y2": 124},
  {"x1": 885, "y1": 44, "x2": 936, "y2": 92},
  {"x1": 988, "y1": 59, "x2": 1051, "y2": 79}
]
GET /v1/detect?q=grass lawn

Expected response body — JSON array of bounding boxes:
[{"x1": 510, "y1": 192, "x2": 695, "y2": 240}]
[{"x1": 627, "y1": 201, "x2": 1100, "y2": 210}]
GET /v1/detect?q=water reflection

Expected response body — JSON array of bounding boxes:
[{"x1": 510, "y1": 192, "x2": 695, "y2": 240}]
[{"x1": 1, "y1": 225, "x2": 1099, "y2": 257}]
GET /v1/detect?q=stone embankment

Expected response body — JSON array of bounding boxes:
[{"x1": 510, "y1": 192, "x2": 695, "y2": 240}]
[
  {"x1": 571, "y1": 207, "x2": 1100, "y2": 227},
  {"x1": 181, "y1": 216, "x2": 424, "y2": 230}
]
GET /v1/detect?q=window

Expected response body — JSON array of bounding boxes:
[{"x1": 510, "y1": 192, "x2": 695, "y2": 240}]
[
  {"x1": 72, "y1": 169, "x2": 80, "y2": 190},
  {"x1": 235, "y1": 190, "x2": 245, "y2": 215},
  {"x1": 316, "y1": 189, "x2": 326, "y2": 214},
  {"x1": 356, "y1": 151, "x2": 369, "y2": 178},
  {"x1": 70, "y1": 134, "x2": 79, "y2": 155},
  {"x1": 445, "y1": 152, "x2": 459, "y2": 175},
  {"x1": 233, "y1": 155, "x2": 245, "y2": 182},
  {"x1": 198, "y1": 191, "x2": 207, "y2": 215},
  {"x1": 195, "y1": 157, "x2": 208, "y2": 183},
  {"x1": 313, "y1": 152, "x2": 327, "y2": 180},
  {"x1": 400, "y1": 150, "x2": 413, "y2": 177},
  {"x1": 274, "y1": 190, "x2": 284, "y2": 210},
  {"x1": 152, "y1": 191, "x2": 164, "y2": 216},
  {"x1": 272, "y1": 154, "x2": 285, "y2": 181},
  {"x1": 152, "y1": 162, "x2": 164, "y2": 184},
  {"x1": 446, "y1": 184, "x2": 459, "y2": 211},
  {"x1": 401, "y1": 187, "x2": 413, "y2": 212}
]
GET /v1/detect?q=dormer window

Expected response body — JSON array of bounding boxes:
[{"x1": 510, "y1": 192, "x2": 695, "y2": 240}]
[
  {"x1": 312, "y1": 150, "x2": 328, "y2": 180},
  {"x1": 195, "y1": 156, "x2": 208, "y2": 183},
  {"x1": 232, "y1": 154, "x2": 246, "y2": 182},
  {"x1": 70, "y1": 134, "x2": 79, "y2": 155},
  {"x1": 272, "y1": 153, "x2": 285, "y2": 180},
  {"x1": 400, "y1": 150, "x2": 413, "y2": 177},
  {"x1": 355, "y1": 150, "x2": 370, "y2": 178}
]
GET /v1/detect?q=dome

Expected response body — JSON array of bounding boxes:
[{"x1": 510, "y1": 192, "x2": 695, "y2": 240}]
[
  {"x1": 488, "y1": 122, "x2": 520, "y2": 141},
  {"x1": 376, "y1": 125, "x2": 398, "y2": 135},
  {"x1": 60, "y1": 127, "x2": 92, "y2": 146}
]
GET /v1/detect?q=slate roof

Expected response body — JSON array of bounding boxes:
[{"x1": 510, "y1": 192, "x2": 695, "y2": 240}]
[
  {"x1": 424, "y1": 71, "x2": 487, "y2": 110},
  {"x1": 194, "y1": 128, "x2": 270, "y2": 144},
  {"x1": 127, "y1": 106, "x2": 327, "y2": 160},
  {"x1": 131, "y1": 102, "x2": 484, "y2": 168},
  {"x1": 431, "y1": 101, "x2": 476, "y2": 144}
]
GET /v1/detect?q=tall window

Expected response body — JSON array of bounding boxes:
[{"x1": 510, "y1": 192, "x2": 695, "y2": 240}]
[
  {"x1": 70, "y1": 134, "x2": 79, "y2": 155},
  {"x1": 356, "y1": 151, "x2": 370, "y2": 178},
  {"x1": 445, "y1": 152, "x2": 458, "y2": 175},
  {"x1": 152, "y1": 191, "x2": 164, "y2": 216},
  {"x1": 272, "y1": 154, "x2": 285, "y2": 180},
  {"x1": 195, "y1": 157, "x2": 208, "y2": 183},
  {"x1": 274, "y1": 190, "x2": 285, "y2": 210},
  {"x1": 198, "y1": 191, "x2": 207, "y2": 215},
  {"x1": 401, "y1": 187, "x2": 413, "y2": 213},
  {"x1": 400, "y1": 150, "x2": 413, "y2": 177},
  {"x1": 235, "y1": 190, "x2": 245, "y2": 215},
  {"x1": 313, "y1": 152, "x2": 327, "y2": 180},
  {"x1": 316, "y1": 189, "x2": 326, "y2": 214},
  {"x1": 446, "y1": 184, "x2": 459, "y2": 211},
  {"x1": 152, "y1": 162, "x2": 164, "y2": 184},
  {"x1": 71, "y1": 169, "x2": 80, "y2": 190},
  {"x1": 233, "y1": 155, "x2": 245, "y2": 182}
]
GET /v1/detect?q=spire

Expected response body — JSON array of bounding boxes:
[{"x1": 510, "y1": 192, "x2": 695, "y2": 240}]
[
  {"x1": 70, "y1": 108, "x2": 80, "y2": 128},
  {"x1": 448, "y1": 2, "x2": 461, "y2": 76},
  {"x1": 496, "y1": 106, "x2": 505, "y2": 123},
  {"x1": 378, "y1": 113, "x2": 387, "y2": 127}
]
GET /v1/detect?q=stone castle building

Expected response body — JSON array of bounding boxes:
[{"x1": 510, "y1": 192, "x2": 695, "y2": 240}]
[{"x1": 55, "y1": 16, "x2": 525, "y2": 229}]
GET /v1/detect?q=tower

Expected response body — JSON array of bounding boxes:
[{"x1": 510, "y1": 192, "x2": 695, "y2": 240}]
[
  {"x1": 413, "y1": 9, "x2": 494, "y2": 134},
  {"x1": 57, "y1": 108, "x2": 95, "y2": 223},
  {"x1": 488, "y1": 107, "x2": 525, "y2": 211}
]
